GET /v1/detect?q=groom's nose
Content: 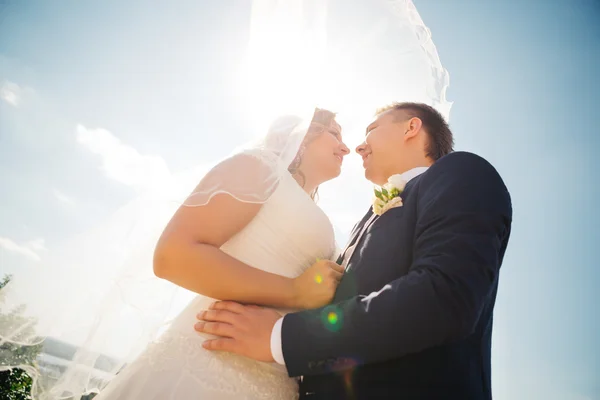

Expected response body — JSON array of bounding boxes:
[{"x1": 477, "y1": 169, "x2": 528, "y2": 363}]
[{"x1": 356, "y1": 142, "x2": 367, "y2": 155}]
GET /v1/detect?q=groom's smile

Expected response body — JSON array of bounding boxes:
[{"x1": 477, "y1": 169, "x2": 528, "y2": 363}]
[
  {"x1": 361, "y1": 153, "x2": 372, "y2": 167},
  {"x1": 355, "y1": 106, "x2": 436, "y2": 186}
]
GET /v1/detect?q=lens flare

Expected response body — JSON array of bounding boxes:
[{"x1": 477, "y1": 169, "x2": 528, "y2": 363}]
[
  {"x1": 327, "y1": 311, "x2": 338, "y2": 325},
  {"x1": 321, "y1": 305, "x2": 343, "y2": 332}
]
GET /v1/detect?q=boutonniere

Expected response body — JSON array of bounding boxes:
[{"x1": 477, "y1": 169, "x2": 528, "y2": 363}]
[{"x1": 372, "y1": 174, "x2": 407, "y2": 216}]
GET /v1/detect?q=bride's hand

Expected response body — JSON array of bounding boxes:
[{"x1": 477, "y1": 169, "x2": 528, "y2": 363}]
[{"x1": 292, "y1": 259, "x2": 345, "y2": 309}]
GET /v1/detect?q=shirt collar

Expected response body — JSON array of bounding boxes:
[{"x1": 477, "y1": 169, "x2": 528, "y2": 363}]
[{"x1": 399, "y1": 166, "x2": 429, "y2": 183}]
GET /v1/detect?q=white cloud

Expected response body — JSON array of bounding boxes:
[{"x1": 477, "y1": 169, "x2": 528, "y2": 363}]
[
  {"x1": 53, "y1": 188, "x2": 76, "y2": 206},
  {"x1": 26, "y1": 238, "x2": 47, "y2": 252},
  {"x1": 0, "y1": 237, "x2": 46, "y2": 262},
  {"x1": 0, "y1": 80, "x2": 34, "y2": 107},
  {"x1": 0, "y1": 81, "x2": 21, "y2": 106},
  {"x1": 76, "y1": 124, "x2": 171, "y2": 189}
]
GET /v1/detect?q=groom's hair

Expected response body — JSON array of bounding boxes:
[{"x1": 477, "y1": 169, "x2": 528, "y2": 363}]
[{"x1": 376, "y1": 102, "x2": 454, "y2": 160}]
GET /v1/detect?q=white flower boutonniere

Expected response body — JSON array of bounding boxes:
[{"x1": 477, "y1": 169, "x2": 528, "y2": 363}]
[{"x1": 372, "y1": 174, "x2": 407, "y2": 216}]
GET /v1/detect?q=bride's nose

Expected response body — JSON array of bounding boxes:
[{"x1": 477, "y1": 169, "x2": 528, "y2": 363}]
[{"x1": 339, "y1": 142, "x2": 350, "y2": 155}]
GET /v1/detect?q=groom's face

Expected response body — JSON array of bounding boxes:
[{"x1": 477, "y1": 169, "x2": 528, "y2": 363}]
[{"x1": 356, "y1": 110, "x2": 413, "y2": 186}]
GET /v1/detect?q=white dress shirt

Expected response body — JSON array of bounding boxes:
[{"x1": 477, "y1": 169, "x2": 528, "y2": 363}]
[{"x1": 270, "y1": 166, "x2": 429, "y2": 365}]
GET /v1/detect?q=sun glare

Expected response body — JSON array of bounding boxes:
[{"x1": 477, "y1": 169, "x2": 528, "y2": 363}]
[
  {"x1": 237, "y1": 1, "x2": 348, "y2": 131},
  {"x1": 235, "y1": 1, "x2": 431, "y2": 139}
]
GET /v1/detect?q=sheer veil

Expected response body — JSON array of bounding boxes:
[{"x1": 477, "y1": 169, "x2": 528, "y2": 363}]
[
  {"x1": 0, "y1": 1, "x2": 451, "y2": 398},
  {"x1": 0, "y1": 111, "x2": 315, "y2": 399}
]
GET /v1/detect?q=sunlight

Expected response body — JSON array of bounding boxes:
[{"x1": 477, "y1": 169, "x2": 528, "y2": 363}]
[
  {"x1": 240, "y1": 3, "x2": 320, "y2": 126},
  {"x1": 236, "y1": 0, "x2": 443, "y2": 138},
  {"x1": 237, "y1": 0, "x2": 347, "y2": 131}
]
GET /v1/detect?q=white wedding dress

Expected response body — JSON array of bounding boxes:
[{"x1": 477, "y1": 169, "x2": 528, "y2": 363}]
[{"x1": 94, "y1": 172, "x2": 337, "y2": 400}]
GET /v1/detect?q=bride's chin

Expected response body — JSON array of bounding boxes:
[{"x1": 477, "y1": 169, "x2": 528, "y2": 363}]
[
  {"x1": 318, "y1": 164, "x2": 343, "y2": 183},
  {"x1": 331, "y1": 167, "x2": 342, "y2": 180}
]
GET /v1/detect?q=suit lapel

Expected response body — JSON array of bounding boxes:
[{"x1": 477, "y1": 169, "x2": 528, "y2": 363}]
[
  {"x1": 344, "y1": 213, "x2": 378, "y2": 269},
  {"x1": 340, "y1": 212, "x2": 378, "y2": 270},
  {"x1": 336, "y1": 209, "x2": 373, "y2": 264},
  {"x1": 338, "y1": 175, "x2": 424, "y2": 269}
]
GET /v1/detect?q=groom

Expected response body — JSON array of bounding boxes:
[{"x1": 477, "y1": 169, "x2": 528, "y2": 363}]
[{"x1": 195, "y1": 102, "x2": 512, "y2": 399}]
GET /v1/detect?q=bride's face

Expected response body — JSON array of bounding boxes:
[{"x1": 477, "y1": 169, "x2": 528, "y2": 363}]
[{"x1": 302, "y1": 120, "x2": 349, "y2": 183}]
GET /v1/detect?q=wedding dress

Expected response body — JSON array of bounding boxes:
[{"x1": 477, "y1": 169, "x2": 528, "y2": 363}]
[{"x1": 94, "y1": 171, "x2": 337, "y2": 400}]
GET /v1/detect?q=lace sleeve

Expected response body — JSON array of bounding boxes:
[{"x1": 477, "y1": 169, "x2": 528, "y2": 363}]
[
  {"x1": 184, "y1": 150, "x2": 281, "y2": 206},
  {"x1": 184, "y1": 115, "x2": 309, "y2": 207}
]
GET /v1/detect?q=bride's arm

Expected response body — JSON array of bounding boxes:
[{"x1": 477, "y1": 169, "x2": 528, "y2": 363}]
[
  {"x1": 153, "y1": 193, "x2": 298, "y2": 307},
  {"x1": 153, "y1": 156, "x2": 342, "y2": 309}
]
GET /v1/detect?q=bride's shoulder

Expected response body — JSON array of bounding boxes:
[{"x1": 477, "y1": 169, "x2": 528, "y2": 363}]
[
  {"x1": 205, "y1": 150, "x2": 276, "y2": 181},
  {"x1": 190, "y1": 149, "x2": 283, "y2": 205}
]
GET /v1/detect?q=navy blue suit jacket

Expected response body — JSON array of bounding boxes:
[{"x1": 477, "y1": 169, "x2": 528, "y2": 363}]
[{"x1": 281, "y1": 152, "x2": 513, "y2": 399}]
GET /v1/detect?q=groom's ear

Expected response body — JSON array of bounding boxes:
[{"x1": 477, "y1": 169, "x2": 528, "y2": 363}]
[{"x1": 403, "y1": 117, "x2": 423, "y2": 140}]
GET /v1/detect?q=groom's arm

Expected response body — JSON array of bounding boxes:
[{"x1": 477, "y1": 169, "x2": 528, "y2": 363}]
[{"x1": 280, "y1": 152, "x2": 513, "y2": 377}]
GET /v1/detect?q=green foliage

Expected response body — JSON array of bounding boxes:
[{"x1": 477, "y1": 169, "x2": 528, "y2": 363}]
[
  {"x1": 0, "y1": 368, "x2": 34, "y2": 400},
  {"x1": 0, "y1": 274, "x2": 43, "y2": 400}
]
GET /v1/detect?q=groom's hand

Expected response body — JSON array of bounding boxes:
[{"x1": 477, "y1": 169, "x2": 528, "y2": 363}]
[{"x1": 194, "y1": 301, "x2": 280, "y2": 362}]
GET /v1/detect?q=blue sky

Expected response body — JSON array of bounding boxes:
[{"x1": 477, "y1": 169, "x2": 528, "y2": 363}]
[{"x1": 0, "y1": 1, "x2": 598, "y2": 399}]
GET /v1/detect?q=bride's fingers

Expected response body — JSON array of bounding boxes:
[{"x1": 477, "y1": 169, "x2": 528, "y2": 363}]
[
  {"x1": 330, "y1": 263, "x2": 345, "y2": 274},
  {"x1": 330, "y1": 269, "x2": 343, "y2": 282},
  {"x1": 194, "y1": 321, "x2": 235, "y2": 338},
  {"x1": 210, "y1": 301, "x2": 245, "y2": 314}
]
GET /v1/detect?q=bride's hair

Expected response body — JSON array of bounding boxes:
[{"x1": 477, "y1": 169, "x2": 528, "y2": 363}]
[{"x1": 288, "y1": 108, "x2": 338, "y2": 200}]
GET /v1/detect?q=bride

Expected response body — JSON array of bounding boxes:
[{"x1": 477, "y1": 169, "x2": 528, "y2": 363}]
[{"x1": 93, "y1": 108, "x2": 350, "y2": 399}]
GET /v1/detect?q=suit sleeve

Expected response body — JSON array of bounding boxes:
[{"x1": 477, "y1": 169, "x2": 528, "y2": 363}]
[{"x1": 281, "y1": 152, "x2": 513, "y2": 377}]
